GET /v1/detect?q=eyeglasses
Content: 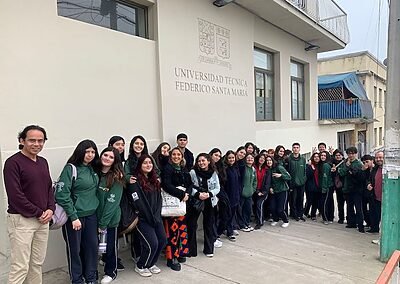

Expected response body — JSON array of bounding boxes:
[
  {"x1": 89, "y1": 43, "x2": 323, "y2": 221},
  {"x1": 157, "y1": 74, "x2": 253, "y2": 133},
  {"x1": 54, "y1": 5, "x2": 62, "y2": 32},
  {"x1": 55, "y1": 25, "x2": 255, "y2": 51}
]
[{"x1": 25, "y1": 139, "x2": 45, "y2": 144}]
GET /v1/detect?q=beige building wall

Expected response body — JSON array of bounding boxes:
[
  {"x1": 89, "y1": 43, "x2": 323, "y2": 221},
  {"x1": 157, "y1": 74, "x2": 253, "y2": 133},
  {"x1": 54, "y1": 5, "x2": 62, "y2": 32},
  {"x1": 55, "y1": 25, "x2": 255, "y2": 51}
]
[
  {"x1": 318, "y1": 51, "x2": 386, "y2": 152},
  {"x1": 0, "y1": 0, "x2": 346, "y2": 272},
  {"x1": 0, "y1": 0, "x2": 161, "y2": 271}
]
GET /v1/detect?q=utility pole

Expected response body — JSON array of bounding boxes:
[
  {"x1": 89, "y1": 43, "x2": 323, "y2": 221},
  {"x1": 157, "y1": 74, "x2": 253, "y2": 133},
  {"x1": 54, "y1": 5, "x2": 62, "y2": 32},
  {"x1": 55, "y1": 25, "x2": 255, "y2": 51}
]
[{"x1": 380, "y1": 0, "x2": 400, "y2": 262}]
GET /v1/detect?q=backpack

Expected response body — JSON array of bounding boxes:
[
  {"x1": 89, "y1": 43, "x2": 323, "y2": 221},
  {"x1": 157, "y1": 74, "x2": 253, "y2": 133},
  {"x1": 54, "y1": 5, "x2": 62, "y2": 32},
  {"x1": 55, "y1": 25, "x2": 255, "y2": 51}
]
[
  {"x1": 118, "y1": 189, "x2": 138, "y2": 236},
  {"x1": 49, "y1": 163, "x2": 77, "y2": 230}
]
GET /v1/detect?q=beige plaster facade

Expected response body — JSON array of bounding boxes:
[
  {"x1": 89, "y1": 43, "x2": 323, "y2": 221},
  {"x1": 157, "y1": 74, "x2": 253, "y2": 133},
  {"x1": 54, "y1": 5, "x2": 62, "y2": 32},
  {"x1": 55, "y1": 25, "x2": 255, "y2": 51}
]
[{"x1": 0, "y1": 0, "x2": 347, "y2": 271}]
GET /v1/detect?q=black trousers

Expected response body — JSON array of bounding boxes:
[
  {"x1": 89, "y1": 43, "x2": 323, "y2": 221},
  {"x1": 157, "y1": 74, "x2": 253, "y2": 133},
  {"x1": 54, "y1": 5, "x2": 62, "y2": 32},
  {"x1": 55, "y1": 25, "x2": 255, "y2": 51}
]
[
  {"x1": 103, "y1": 227, "x2": 118, "y2": 279},
  {"x1": 320, "y1": 187, "x2": 334, "y2": 221},
  {"x1": 270, "y1": 191, "x2": 288, "y2": 223},
  {"x1": 369, "y1": 198, "x2": 381, "y2": 232},
  {"x1": 136, "y1": 220, "x2": 166, "y2": 269},
  {"x1": 347, "y1": 192, "x2": 364, "y2": 229},
  {"x1": 254, "y1": 192, "x2": 268, "y2": 226},
  {"x1": 291, "y1": 185, "x2": 305, "y2": 218},
  {"x1": 335, "y1": 187, "x2": 345, "y2": 221},
  {"x1": 362, "y1": 194, "x2": 371, "y2": 227},
  {"x1": 186, "y1": 199, "x2": 215, "y2": 256},
  {"x1": 309, "y1": 191, "x2": 321, "y2": 218},
  {"x1": 130, "y1": 229, "x2": 142, "y2": 261},
  {"x1": 216, "y1": 199, "x2": 232, "y2": 237},
  {"x1": 62, "y1": 214, "x2": 98, "y2": 284}
]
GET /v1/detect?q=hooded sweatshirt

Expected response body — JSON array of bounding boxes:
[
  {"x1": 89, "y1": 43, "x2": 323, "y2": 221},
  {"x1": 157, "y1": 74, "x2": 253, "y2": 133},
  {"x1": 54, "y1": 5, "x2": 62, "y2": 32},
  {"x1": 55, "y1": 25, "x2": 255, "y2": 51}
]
[{"x1": 242, "y1": 165, "x2": 257, "y2": 198}]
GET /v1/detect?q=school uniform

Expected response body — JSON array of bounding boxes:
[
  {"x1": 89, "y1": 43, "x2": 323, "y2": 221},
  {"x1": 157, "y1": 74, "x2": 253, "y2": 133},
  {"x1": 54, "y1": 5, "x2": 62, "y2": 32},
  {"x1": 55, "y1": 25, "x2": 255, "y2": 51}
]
[{"x1": 269, "y1": 165, "x2": 291, "y2": 223}]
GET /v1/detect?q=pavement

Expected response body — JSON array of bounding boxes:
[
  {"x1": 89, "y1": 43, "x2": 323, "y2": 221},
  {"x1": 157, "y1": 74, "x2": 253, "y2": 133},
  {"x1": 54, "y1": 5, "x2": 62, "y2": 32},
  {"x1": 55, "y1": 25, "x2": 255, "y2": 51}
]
[{"x1": 41, "y1": 219, "x2": 385, "y2": 284}]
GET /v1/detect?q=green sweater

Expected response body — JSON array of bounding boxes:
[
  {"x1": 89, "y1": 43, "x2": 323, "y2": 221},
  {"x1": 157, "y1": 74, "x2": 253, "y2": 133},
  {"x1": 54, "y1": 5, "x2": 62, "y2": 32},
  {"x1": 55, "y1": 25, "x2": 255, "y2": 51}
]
[
  {"x1": 338, "y1": 159, "x2": 364, "y2": 193},
  {"x1": 55, "y1": 164, "x2": 99, "y2": 221},
  {"x1": 320, "y1": 163, "x2": 333, "y2": 193},
  {"x1": 97, "y1": 176, "x2": 123, "y2": 230},
  {"x1": 271, "y1": 165, "x2": 291, "y2": 193},
  {"x1": 287, "y1": 154, "x2": 306, "y2": 187},
  {"x1": 242, "y1": 165, "x2": 257, "y2": 198}
]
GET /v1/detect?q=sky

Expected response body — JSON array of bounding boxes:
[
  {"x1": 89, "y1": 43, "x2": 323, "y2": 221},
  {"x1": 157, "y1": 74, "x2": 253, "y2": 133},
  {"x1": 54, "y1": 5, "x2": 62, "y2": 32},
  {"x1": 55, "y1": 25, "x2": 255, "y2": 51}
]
[{"x1": 318, "y1": 0, "x2": 389, "y2": 62}]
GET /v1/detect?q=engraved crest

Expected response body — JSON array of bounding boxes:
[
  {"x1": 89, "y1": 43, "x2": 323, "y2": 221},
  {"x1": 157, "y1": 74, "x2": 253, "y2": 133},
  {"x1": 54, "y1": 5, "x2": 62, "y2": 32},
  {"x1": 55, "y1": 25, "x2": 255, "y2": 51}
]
[
  {"x1": 216, "y1": 25, "x2": 230, "y2": 59},
  {"x1": 198, "y1": 18, "x2": 215, "y2": 55}
]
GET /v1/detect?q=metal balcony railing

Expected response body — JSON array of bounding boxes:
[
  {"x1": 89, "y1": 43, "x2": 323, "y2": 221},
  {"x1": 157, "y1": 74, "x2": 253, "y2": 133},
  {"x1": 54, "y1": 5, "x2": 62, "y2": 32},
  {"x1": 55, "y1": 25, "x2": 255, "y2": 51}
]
[
  {"x1": 319, "y1": 99, "x2": 373, "y2": 120},
  {"x1": 285, "y1": 0, "x2": 350, "y2": 44}
]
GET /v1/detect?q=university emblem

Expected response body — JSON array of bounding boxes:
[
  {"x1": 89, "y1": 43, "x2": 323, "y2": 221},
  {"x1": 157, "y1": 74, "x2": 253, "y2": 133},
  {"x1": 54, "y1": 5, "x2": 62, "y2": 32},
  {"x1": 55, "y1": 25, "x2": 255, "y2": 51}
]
[
  {"x1": 216, "y1": 25, "x2": 230, "y2": 59},
  {"x1": 198, "y1": 18, "x2": 215, "y2": 55}
]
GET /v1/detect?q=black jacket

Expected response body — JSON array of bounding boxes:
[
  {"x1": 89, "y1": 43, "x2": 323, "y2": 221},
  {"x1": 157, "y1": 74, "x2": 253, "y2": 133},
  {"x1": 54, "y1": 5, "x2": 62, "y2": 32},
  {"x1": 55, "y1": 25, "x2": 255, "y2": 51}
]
[
  {"x1": 183, "y1": 148, "x2": 194, "y2": 172},
  {"x1": 126, "y1": 182, "x2": 162, "y2": 226},
  {"x1": 161, "y1": 163, "x2": 193, "y2": 200},
  {"x1": 258, "y1": 169, "x2": 272, "y2": 195}
]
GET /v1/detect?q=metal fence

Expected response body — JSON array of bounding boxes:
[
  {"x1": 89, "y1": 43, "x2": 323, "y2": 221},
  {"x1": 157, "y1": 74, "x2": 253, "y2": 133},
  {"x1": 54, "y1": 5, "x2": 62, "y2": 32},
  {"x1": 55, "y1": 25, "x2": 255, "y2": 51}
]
[
  {"x1": 285, "y1": 0, "x2": 350, "y2": 44},
  {"x1": 318, "y1": 99, "x2": 372, "y2": 120}
]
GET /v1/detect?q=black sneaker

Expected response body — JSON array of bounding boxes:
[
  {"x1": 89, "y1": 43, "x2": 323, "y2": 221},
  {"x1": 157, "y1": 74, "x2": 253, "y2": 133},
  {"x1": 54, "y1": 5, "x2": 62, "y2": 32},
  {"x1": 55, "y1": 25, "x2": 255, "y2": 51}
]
[
  {"x1": 295, "y1": 217, "x2": 300, "y2": 222},
  {"x1": 345, "y1": 224, "x2": 357, "y2": 228},
  {"x1": 167, "y1": 259, "x2": 181, "y2": 271},
  {"x1": 177, "y1": 257, "x2": 186, "y2": 263},
  {"x1": 254, "y1": 224, "x2": 261, "y2": 230},
  {"x1": 300, "y1": 217, "x2": 306, "y2": 222},
  {"x1": 117, "y1": 259, "x2": 125, "y2": 271},
  {"x1": 338, "y1": 219, "x2": 344, "y2": 224}
]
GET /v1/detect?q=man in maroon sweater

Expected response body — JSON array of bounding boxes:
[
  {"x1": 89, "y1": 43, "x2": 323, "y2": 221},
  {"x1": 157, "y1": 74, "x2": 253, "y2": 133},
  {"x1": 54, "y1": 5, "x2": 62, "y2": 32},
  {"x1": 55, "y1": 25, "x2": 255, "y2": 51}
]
[{"x1": 3, "y1": 125, "x2": 55, "y2": 284}]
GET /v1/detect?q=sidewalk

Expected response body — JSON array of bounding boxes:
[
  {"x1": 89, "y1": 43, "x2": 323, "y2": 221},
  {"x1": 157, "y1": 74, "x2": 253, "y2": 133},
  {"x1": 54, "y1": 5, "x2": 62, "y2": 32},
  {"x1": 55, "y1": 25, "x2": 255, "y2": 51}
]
[{"x1": 43, "y1": 219, "x2": 384, "y2": 284}]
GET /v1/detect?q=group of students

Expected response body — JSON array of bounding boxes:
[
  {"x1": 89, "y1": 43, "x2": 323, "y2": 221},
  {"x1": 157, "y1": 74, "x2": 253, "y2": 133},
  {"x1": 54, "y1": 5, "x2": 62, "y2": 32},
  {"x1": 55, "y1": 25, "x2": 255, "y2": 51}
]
[{"x1": 54, "y1": 135, "x2": 383, "y2": 284}]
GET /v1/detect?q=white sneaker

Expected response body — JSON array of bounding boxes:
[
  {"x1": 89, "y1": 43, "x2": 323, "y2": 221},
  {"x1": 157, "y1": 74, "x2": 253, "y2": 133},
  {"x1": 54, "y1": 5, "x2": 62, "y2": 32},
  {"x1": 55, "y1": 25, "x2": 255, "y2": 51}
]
[
  {"x1": 99, "y1": 259, "x2": 105, "y2": 266},
  {"x1": 205, "y1": 253, "x2": 214, "y2": 258},
  {"x1": 240, "y1": 227, "x2": 251, "y2": 232},
  {"x1": 372, "y1": 239, "x2": 380, "y2": 245},
  {"x1": 271, "y1": 222, "x2": 278, "y2": 226},
  {"x1": 233, "y1": 230, "x2": 240, "y2": 236},
  {"x1": 324, "y1": 221, "x2": 329, "y2": 225},
  {"x1": 214, "y1": 239, "x2": 223, "y2": 248},
  {"x1": 149, "y1": 265, "x2": 161, "y2": 274},
  {"x1": 135, "y1": 267, "x2": 152, "y2": 277},
  {"x1": 101, "y1": 275, "x2": 114, "y2": 284},
  {"x1": 248, "y1": 226, "x2": 254, "y2": 231},
  {"x1": 281, "y1": 222, "x2": 289, "y2": 228}
]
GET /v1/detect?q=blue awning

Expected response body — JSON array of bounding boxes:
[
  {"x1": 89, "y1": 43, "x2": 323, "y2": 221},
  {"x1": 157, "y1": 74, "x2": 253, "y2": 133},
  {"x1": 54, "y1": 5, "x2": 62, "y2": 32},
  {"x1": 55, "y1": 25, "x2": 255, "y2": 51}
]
[{"x1": 318, "y1": 72, "x2": 368, "y2": 100}]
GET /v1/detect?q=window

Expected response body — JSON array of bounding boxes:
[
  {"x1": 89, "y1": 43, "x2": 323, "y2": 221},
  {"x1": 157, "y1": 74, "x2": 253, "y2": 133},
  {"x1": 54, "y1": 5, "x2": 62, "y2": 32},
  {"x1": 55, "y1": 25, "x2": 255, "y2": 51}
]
[
  {"x1": 374, "y1": 86, "x2": 377, "y2": 107},
  {"x1": 254, "y1": 49, "x2": 274, "y2": 121},
  {"x1": 378, "y1": 88, "x2": 383, "y2": 108},
  {"x1": 374, "y1": 128, "x2": 378, "y2": 147},
  {"x1": 379, "y1": 127, "x2": 383, "y2": 146},
  {"x1": 57, "y1": 0, "x2": 147, "y2": 38},
  {"x1": 291, "y1": 61, "x2": 305, "y2": 120}
]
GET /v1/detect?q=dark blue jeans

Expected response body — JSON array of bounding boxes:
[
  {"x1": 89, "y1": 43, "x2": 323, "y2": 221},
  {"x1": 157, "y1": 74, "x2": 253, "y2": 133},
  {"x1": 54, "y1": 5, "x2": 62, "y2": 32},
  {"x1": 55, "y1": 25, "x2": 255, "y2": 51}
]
[
  {"x1": 62, "y1": 214, "x2": 98, "y2": 284},
  {"x1": 136, "y1": 220, "x2": 166, "y2": 269}
]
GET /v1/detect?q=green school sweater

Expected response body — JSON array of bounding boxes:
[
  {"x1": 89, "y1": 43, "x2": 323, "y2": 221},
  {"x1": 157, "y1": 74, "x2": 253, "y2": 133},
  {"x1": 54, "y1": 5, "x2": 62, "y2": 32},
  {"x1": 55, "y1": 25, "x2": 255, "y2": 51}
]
[
  {"x1": 271, "y1": 165, "x2": 291, "y2": 193},
  {"x1": 97, "y1": 176, "x2": 123, "y2": 230},
  {"x1": 242, "y1": 165, "x2": 257, "y2": 198},
  {"x1": 55, "y1": 164, "x2": 99, "y2": 221}
]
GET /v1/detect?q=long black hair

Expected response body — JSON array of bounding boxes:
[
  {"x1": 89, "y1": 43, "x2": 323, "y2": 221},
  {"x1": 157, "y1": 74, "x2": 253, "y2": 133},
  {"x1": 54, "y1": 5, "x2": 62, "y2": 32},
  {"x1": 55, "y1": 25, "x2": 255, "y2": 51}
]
[
  {"x1": 108, "y1": 135, "x2": 126, "y2": 162},
  {"x1": 209, "y1": 148, "x2": 226, "y2": 185},
  {"x1": 67, "y1": 140, "x2": 99, "y2": 166},
  {"x1": 151, "y1": 142, "x2": 171, "y2": 169},
  {"x1": 127, "y1": 135, "x2": 149, "y2": 174}
]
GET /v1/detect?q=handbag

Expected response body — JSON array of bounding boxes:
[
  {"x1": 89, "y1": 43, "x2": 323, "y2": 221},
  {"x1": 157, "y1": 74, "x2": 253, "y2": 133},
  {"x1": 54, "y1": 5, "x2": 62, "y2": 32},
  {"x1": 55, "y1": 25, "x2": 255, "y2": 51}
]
[{"x1": 161, "y1": 186, "x2": 187, "y2": 217}]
